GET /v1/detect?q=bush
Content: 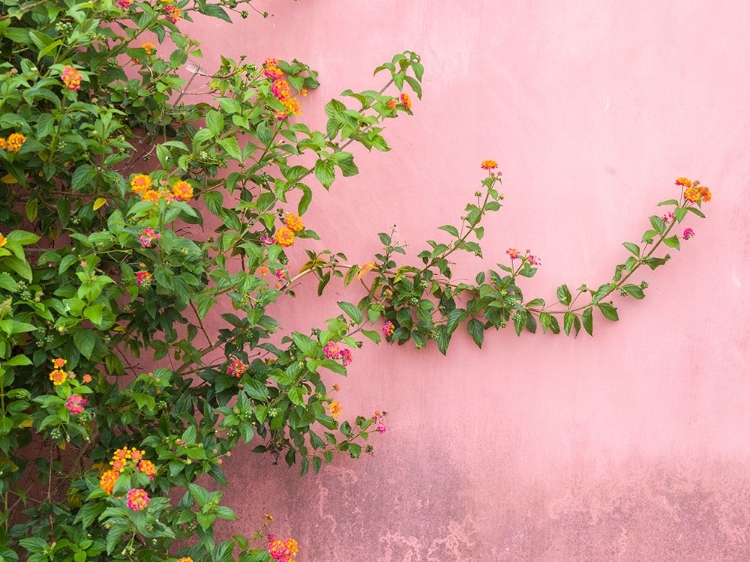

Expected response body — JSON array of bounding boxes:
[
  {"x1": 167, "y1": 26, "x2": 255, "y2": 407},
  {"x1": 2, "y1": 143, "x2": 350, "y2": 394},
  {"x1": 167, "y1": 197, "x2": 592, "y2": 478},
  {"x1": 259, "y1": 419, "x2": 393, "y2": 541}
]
[{"x1": 0, "y1": 1, "x2": 710, "y2": 560}]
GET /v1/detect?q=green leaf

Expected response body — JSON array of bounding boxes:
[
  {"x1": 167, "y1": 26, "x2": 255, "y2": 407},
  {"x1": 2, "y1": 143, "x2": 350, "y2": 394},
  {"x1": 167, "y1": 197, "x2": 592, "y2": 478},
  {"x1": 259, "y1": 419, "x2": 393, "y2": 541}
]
[
  {"x1": 337, "y1": 301, "x2": 362, "y2": 324},
  {"x1": 649, "y1": 215, "x2": 666, "y2": 235},
  {"x1": 674, "y1": 207, "x2": 688, "y2": 222},
  {"x1": 597, "y1": 302, "x2": 619, "y2": 321},
  {"x1": 438, "y1": 225, "x2": 459, "y2": 237},
  {"x1": 288, "y1": 387, "x2": 305, "y2": 406},
  {"x1": 582, "y1": 307, "x2": 593, "y2": 336},
  {"x1": 663, "y1": 235, "x2": 681, "y2": 250},
  {"x1": 556, "y1": 284, "x2": 572, "y2": 306},
  {"x1": 7, "y1": 230, "x2": 40, "y2": 246},
  {"x1": 314, "y1": 159, "x2": 336, "y2": 189},
  {"x1": 467, "y1": 318, "x2": 484, "y2": 348},
  {"x1": 621, "y1": 284, "x2": 645, "y2": 299},
  {"x1": 657, "y1": 199, "x2": 679, "y2": 206},
  {"x1": 73, "y1": 329, "x2": 96, "y2": 360},
  {"x1": 199, "y1": 3, "x2": 232, "y2": 22},
  {"x1": 622, "y1": 242, "x2": 640, "y2": 256},
  {"x1": 685, "y1": 206, "x2": 706, "y2": 218},
  {"x1": 72, "y1": 164, "x2": 97, "y2": 192},
  {"x1": 563, "y1": 312, "x2": 577, "y2": 336},
  {"x1": 206, "y1": 110, "x2": 224, "y2": 136}
]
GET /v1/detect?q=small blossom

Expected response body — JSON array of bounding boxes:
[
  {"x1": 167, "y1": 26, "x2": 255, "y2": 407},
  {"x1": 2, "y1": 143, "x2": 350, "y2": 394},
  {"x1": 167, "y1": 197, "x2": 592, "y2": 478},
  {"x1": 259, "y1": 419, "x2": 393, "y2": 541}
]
[
  {"x1": 481, "y1": 160, "x2": 498, "y2": 170},
  {"x1": 99, "y1": 469, "x2": 119, "y2": 494},
  {"x1": 117, "y1": 0, "x2": 132, "y2": 8},
  {"x1": 140, "y1": 41, "x2": 156, "y2": 55},
  {"x1": 400, "y1": 93, "x2": 412, "y2": 110},
  {"x1": 684, "y1": 187, "x2": 702, "y2": 203},
  {"x1": 263, "y1": 58, "x2": 284, "y2": 80},
  {"x1": 699, "y1": 186, "x2": 712, "y2": 202},
  {"x1": 381, "y1": 321, "x2": 395, "y2": 337},
  {"x1": 112, "y1": 447, "x2": 131, "y2": 461},
  {"x1": 675, "y1": 177, "x2": 692, "y2": 188},
  {"x1": 323, "y1": 342, "x2": 340, "y2": 359},
  {"x1": 661, "y1": 211, "x2": 675, "y2": 223},
  {"x1": 227, "y1": 357, "x2": 247, "y2": 377},
  {"x1": 328, "y1": 401, "x2": 343, "y2": 419},
  {"x1": 386, "y1": 98, "x2": 397, "y2": 110},
  {"x1": 257, "y1": 266, "x2": 270, "y2": 277},
  {"x1": 376, "y1": 420, "x2": 387, "y2": 434},
  {"x1": 130, "y1": 449, "x2": 144, "y2": 462},
  {"x1": 526, "y1": 254, "x2": 541, "y2": 266},
  {"x1": 274, "y1": 227, "x2": 295, "y2": 247},
  {"x1": 683, "y1": 228, "x2": 695, "y2": 240},
  {"x1": 506, "y1": 248, "x2": 520, "y2": 260},
  {"x1": 260, "y1": 233, "x2": 274, "y2": 246},
  {"x1": 126, "y1": 488, "x2": 150, "y2": 511},
  {"x1": 339, "y1": 348, "x2": 353, "y2": 366},
  {"x1": 138, "y1": 459, "x2": 157, "y2": 479},
  {"x1": 49, "y1": 369, "x2": 67, "y2": 386},
  {"x1": 61, "y1": 65, "x2": 82, "y2": 91},
  {"x1": 141, "y1": 189, "x2": 160, "y2": 203},
  {"x1": 130, "y1": 174, "x2": 152, "y2": 194},
  {"x1": 3, "y1": 133, "x2": 26, "y2": 153},
  {"x1": 139, "y1": 227, "x2": 160, "y2": 248},
  {"x1": 332, "y1": 384, "x2": 340, "y2": 392},
  {"x1": 52, "y1": 358, "x2": 67, "y2": 369},
  {"x1": 82, "y1": 374, "x2": 92, "y2": 383},
  {"x1": 172, "y1": 180, "x2": 193, "y2": 201},
  {"x1": 135, "y1": 270, "x2": 152, "y2": 286},
  {"x1": 285, "y1": 213, "x2": 304, "y2": 233},
  {"x1": 164, "y1": 4, "x2": 182, "y2": 23},
  {"x1": 65, "y1": 394, "x2": 87, "y2": 415}
]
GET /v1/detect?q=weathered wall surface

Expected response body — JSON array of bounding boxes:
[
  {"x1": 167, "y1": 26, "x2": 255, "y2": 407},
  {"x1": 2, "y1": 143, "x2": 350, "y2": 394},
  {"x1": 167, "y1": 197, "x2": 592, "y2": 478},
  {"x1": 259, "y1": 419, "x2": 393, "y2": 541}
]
[{"x1": 193, "y1": 1, "x2": 750, "y2": 560}]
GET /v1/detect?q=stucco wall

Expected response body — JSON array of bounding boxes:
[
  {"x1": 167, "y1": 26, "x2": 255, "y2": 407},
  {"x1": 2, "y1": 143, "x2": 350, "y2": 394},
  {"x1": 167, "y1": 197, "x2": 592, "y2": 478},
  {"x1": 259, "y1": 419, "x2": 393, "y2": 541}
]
[{"x1": 192, "y1": 2, "x2": 750, "y2": 560}]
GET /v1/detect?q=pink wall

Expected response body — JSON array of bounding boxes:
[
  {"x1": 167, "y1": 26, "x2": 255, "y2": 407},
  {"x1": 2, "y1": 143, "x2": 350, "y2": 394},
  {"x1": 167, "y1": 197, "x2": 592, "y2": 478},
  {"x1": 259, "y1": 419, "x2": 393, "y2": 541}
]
[{"x1": 193, "y1": 2, "x2": 750, "y2": 560}]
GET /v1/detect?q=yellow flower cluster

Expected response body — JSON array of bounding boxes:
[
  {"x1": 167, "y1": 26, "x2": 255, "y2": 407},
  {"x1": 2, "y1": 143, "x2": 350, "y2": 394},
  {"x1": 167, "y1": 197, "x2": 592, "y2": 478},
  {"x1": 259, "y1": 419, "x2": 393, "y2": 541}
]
[
  {"x1": 49, "y1": 358, "x2": 69, "y2": 386},
  {"x1": 130, "y1": 174, "x2": 194, "y2": 203},
  {"x1": 0, "y1": 133, "x2": 27, "y2": 153},
  {"x1": 99, "y1": 446, "x2": 158, "y2": 494}
]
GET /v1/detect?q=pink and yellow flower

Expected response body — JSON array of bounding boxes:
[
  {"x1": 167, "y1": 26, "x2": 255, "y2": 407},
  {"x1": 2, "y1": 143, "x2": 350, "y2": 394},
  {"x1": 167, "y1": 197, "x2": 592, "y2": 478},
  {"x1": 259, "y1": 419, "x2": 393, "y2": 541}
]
[
  {"x1": 506, "y1": 248, "x2": 520, "y2": 260},
  {"x1": 61, "y1": 65, "x2": 82, "y2": 91},
  {"x1": 164, "y1": 4, "x2": 182, "y2": 23},
  {"x1": 135, "y1": 270, "x2": 152, "y2": 286},
  {"x1": 99, "y1": 469, "x2": 119, "y2": 494},
  {"x1": 130, "y1": 174, "x2": 152, "y2": 194},
  {"x1": 172, "y1": 180, "x2": 193, "y2": 201},
  {"x1": 139, "y1": 227, "x2": 160, "y2": 248},
  {"x1": 227, "y1": 357, "x2": 247, "y2": 377},
  {"x1": 285, "y1": 213, "x2": 304, "y2": 233},
  {"x1": 126, "y1": 488, "x2": 150, "y2": 511},
  {"x1": 481, "y1": 160, "x2": 498, "y2": 170},
  {"x1": 323, "y1": 342, "x2": 340, "y2": 359},
  {"x1": 138, "y1": 459, "x2": 158, "y2": 479},
  {"x1": 381, "y1": 321, "x2": 395, "y2": 337},
  {"x1": 400, "y1": 93, "x2": 412, "y2": 110},
  {"x1": 274, "y1": 227, "x2": 295, "y2": 247},
  {"x1": 675, "y1": 177, "x2": 692, "y2": 188},
  {"x1": 328, "y1": 401, "x2": 343, "y2": 419},
  {"x1": 65, "y1": 394, "x2": 87, "y2": 415},
  {"x1": 141, "y1": 190, "x2": 160, "y2": 203},
  {"x1": 49, "y1": 369, "x2": 67, "y2": 386},
  {"x1": 3, "y1": 133, "x2": 26, "y2": 153},
  {"x1": 339, "y1": 348, "x2": 353, "y2": 366}
]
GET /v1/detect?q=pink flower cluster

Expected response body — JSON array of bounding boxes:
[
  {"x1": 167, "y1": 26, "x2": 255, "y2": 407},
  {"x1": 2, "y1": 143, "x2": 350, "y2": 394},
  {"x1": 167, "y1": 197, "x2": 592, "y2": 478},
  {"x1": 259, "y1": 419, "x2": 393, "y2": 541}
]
[
  {"x1": 139, "y1": 227, "x2": 161, "y2": 248},
  {"x1": 227, "y1": 357, "x2": 247, "y2": 377},
  {"x1": 126, "y1": 488, "x2": 150, "y2": 511},
  {"x1": 65, "y1": 394, "x2": 87, "y2": 415},
  {"x1": 323, "y1": 342, "x2": 353, "y2": 366},
  {"x1": 381, "y1": 321, "x2": 395, "y2": 338},
  {"x1": 683, "y1": 228, "x2": 695, "y2": 240},
  {"x1": 268, "y1": 534, "x2": 299, "y2": 562},
  {"x1": 374, "y1": 410, "x2": 388, "y2": 434}
]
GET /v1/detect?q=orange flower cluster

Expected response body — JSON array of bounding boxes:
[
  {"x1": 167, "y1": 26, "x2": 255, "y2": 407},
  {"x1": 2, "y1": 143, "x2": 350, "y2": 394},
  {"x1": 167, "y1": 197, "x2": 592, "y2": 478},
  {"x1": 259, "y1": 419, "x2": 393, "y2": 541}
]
[
  {"x1": 684, "y1": 185, "x2": 711, "y2": 204},
  {"x1": 130, "y1": 174, "x2": 194, "y2": 203},
  {"x1": 268, "y1": 534, "x2": 299, "y2": 562},
  {"x1": 0, "y1": 133, "x2": 27, "y2": 153},
  {"x1": 61, "y1": 65, "x2": 82, "y2": 91},
  {"x1": 0, "y1": 233, "x2": 6, "y2": 248},
  {"x1": 49, "y1": 358, "x2": 69, "y2": 386},
  {"x1": 328, "y1": 401, "x2": 343, "y2": 419},
  {"x1": 99, "y1": 446, "x2": 158, "y2": 494},
  {"x1": 141, "y1": 41, "x2": 156, "y2": 55},
  {"x1": 266, "y1": 60, "x2": 304, "y2": 120}
]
